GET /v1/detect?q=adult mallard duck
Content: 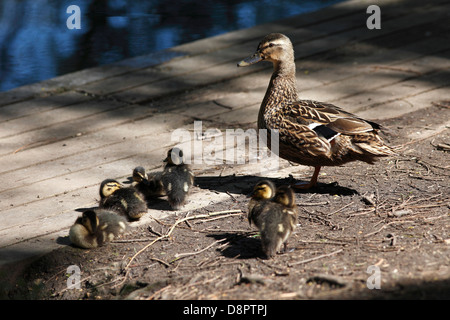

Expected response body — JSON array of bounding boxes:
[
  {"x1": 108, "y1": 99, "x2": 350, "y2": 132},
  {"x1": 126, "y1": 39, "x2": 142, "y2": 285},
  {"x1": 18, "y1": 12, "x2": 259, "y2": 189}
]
[{"x1": 238, "y1": 33, "x2": 396, "y2": 189}]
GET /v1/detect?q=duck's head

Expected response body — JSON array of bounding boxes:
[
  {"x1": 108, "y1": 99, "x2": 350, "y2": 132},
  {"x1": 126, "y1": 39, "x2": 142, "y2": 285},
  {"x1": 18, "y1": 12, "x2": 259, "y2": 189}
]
[
  {"x1": 273, "y1": 185, "x2": 296, "y2": 208},
  {"x1": 99, "y1": 179, "x2": 122, "y2": 198},
  {"x1": 81, "y1": 210, "x2": 99, "y2": 234},
  {"x1": 164, "y1": 147, "x2": 185, "y2": 166},
  {"x1": 237, "y1": 33, "x2": 294, "y2": 69},
  {"x1": 133, "y1": 166, "x2": 148, "y2": 182},
  {"x1": 248, "y1": 180, "x2": 276, "y2": 201}
]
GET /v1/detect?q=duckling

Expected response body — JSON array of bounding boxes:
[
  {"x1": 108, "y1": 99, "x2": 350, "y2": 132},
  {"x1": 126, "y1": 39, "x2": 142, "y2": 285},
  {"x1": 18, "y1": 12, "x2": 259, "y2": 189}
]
[
  {"x1": 99, "y1": 178, "x2": 147, "y2": 220},
  {"x1": 262, "y1": 185, "x2": 298, "y2": 257},
  {"x1": 69, "y1": 209, "x2": 128, "y2": 249},
  {"x1": 238, "y1": 33, "x2": 396, "y2": 189},
  {"x1": 247, "y1": 180, "x2": 276, "y2": 227},
  {"x1": 132, "y1": 166, "x2": 165, "y2": 201},
  {"x1": 248, "y1": 181, "x2": 298, "y2": 258},
  {"x1": 161, "y1": 148, "x2": 194, "y2": 210}
]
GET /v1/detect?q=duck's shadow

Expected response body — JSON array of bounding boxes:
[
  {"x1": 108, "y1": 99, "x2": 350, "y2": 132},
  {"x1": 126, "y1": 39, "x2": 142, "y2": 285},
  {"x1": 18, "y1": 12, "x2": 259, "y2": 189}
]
[{"x1": 194, "y1": 174, "x2": 358, "y2": 196}]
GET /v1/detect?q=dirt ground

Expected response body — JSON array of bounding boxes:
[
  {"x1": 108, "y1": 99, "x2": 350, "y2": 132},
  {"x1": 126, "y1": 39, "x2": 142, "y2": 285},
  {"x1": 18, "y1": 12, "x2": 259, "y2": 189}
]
[{"x1": 2, "y1": 103, "x2": 449, "y2": 300}]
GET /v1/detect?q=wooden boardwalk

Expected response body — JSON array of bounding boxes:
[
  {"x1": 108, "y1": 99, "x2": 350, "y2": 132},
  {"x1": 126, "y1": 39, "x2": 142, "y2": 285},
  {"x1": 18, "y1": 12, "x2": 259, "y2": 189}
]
[{"x1": 1, "y1": 0, "x2": 449, "y2": 267}]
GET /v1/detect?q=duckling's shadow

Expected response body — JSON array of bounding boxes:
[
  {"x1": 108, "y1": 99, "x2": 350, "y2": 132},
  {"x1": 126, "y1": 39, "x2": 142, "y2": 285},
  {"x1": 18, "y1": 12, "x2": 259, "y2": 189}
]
[
  {"x1": 195, "y1": 174, "x2": 358, "y2": 196},
  {"x1": 122, "y1": 177, "x2": 134, "y2": 185},
  {"x1": 207, "y1": 233, "x2": 264, "y2": 260},
  {"x1": 56, "y1": 235, "x2": 72, "y2": 246},
  {"x1": 146, "y1": 197, "x2": 174, "y2": 211},
  {"x1": 74, "y1": 206, "x2": 98, "y2": 212}
]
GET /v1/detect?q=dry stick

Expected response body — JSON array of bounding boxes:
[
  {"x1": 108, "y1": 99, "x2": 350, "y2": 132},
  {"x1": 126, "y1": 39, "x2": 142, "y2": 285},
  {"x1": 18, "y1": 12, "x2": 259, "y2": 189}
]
[
  {"x1": 147, "y1": 284, "x2": 172, "y2": 300},
  {"x1": 124, "y1": 209, "x2": 241, "y2": 270},
  {"x1": 297, "y1": 201, "x2": 329, "y2": 206},
  {"x1": 362, "y1": 220, "x2": 415, "y2": 238},
  {"x1": 289, "y1": 249, "x2": 343, "y2": 267},
  {"x1": 170, "y1": 239, "x2": 223, "y2": 263},
  {"x1": 112, "y1": 238, "x2": 158, "y2": 243},
  {"x1": 326, "y1": 202, "x2": 354, "y2": 217},
  {"x1": 397, "y1": 127, "x2": 448, "y2": 150},
  {"x1": 195, "y1": 212, "x2": 242, "y2": 224}
]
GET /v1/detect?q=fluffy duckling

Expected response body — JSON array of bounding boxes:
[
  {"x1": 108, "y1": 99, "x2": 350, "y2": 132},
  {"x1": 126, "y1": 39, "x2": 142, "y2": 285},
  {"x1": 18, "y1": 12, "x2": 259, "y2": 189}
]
[
  {"x1": 264, "y1": 185, "x2": 298, "y2": 257},
  {"x1": 99, "y1": 179, "x2": 147, "y2": 220},
  {"x1": 132, "y1": 166, "x2": 165, "y2": 200},
  {"x1": 69, "y1": 209, "x2": 128, "y2": 249},
  {"x1": 161, "y1": 148, "x2": 194, "y2": 210},
  {"x1": 248, "y1": 181, "x2": 298, "y2": 258},
  {"x1": 248, "y1": 180, "x2": 276, "y2": 226}
]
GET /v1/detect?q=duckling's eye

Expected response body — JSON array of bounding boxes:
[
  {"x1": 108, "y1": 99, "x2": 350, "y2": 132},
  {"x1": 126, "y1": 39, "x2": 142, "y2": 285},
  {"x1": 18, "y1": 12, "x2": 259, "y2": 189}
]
[{"x1": 268, "y1": 43, "x2": 274, "y2": 48}]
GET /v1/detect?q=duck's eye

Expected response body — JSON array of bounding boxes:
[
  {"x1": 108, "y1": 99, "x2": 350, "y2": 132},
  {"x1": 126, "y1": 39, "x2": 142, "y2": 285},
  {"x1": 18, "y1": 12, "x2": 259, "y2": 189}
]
[{"x1": 268, "y1": 43, "x2": 275, "y2": 48}]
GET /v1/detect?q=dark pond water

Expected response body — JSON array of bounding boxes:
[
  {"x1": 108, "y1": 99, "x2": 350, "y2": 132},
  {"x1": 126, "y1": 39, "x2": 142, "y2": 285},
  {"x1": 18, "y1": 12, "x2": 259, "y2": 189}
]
[{"x1": 0, "y1": 0, "x2": 342, "y2": 92}]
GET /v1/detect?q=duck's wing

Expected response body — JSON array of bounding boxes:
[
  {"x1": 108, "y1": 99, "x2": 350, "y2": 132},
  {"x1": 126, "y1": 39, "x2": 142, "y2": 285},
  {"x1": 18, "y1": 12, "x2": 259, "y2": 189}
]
[{"x1": 286, "y1": 100, "x2": 379, "y2": 135}]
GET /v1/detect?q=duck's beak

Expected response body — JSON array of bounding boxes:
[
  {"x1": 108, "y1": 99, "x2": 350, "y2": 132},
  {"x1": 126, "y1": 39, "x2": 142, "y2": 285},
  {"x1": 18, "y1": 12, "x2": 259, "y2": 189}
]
[{"x1": 237, "y1": 52, "x2": 263, "y2": 67}]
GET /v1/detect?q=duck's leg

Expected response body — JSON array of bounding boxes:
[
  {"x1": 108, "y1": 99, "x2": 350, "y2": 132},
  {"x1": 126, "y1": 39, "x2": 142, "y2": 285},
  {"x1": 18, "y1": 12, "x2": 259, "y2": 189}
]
[{"x1": 292, "y1": 166, "x2": 321, "y2": 189}]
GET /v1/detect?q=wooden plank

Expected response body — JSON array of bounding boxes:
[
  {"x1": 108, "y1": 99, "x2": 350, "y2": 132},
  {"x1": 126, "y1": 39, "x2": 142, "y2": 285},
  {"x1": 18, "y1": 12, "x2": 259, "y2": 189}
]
[
  {"x1": 0, "y1": 91, "x2": 91, "y2": 124},
  {"x1": 107, "y1": 2, "x2": 450, "y2": 104},
  {"x1": 359, "y1": 86, "x2": 450, "y2": 120},
  {"x1": 0, "y1": 112, "x2": 193, "y2": 180},
  {"x1": 76, "y1": 9, "x2": 369, "y2": 97}
]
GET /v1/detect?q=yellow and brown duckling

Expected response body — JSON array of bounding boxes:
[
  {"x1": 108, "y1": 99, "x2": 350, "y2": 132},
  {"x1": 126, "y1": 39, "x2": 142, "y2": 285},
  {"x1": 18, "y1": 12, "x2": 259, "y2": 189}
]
[
  {"x1": 99, "y1": 178, "x2": 147, "y2": 220},
  {"x1": 238, "y1": 33, "x2": 396, "y2": 189},
  {"x1": 69, "y1": 209, "x2": 128, "y2": 249},
  {"x1": 248, "y1": 181, "x2": 298, "y2": 258},
  {"x1": 248, "y1": 180, "x2": 276, "y2": 226},
  {"x1": 132, "y1": 166, "x2": 165, "y2": 201},
  {"x1": 161, "y1": 148, "x2": 195, "y2": 210}
]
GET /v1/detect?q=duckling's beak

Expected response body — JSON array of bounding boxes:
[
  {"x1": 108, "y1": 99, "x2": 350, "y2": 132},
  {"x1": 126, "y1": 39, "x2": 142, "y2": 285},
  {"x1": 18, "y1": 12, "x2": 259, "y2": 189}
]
[
  {"x1": 237, "y1": 52, "x2": 263, "y2": 67},
  {"x1": 137, "y1": 172, "x2": 148, "y2": 180}
]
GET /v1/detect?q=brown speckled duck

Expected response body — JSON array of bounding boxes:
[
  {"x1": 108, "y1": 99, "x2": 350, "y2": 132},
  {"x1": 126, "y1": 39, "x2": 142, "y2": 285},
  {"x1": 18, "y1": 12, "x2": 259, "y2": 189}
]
[{"x1": 238, "y1": 33, "x2": 396, "y2": 189}]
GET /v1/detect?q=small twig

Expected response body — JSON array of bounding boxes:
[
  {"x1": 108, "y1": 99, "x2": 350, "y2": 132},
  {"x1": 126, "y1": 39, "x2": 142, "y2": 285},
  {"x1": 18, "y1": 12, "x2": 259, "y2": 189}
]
[
  {"x1": 147, "y1": 225, "x2": 163, "y2": 237},
  {"x1": 431, "y1": 101, "x2": 450, "y2": 109},
  {"x1": 362, "y1": 220, "x2": 415, "y2": 238},
  {"x1": 296, "y1": 201, "x2": 329, "y2": 206},
  {"x1": 170, "y1": 240, "x2": 223, "y2": 263},
  {"x1": 226, "y1": 191, "x2": 238, "y2": 202},
  {"x1": 289, "y1": 249, "x2": 343, "y2": 267},
  {"x1": 326, "y1": 202, "x2": 354, "y2": 216},
  {"x1": 194, "y1": 212, "x2": 242, "y2": 224},
  {"x1": 146, "y1": 284, "x2": 172, "y2": 300},
  {"x1": 112, "y1": 238, "x2": 157, "y2": 243},
  {"x1": 148, "y1": 257, "x2": 171, "y2": 268}
]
